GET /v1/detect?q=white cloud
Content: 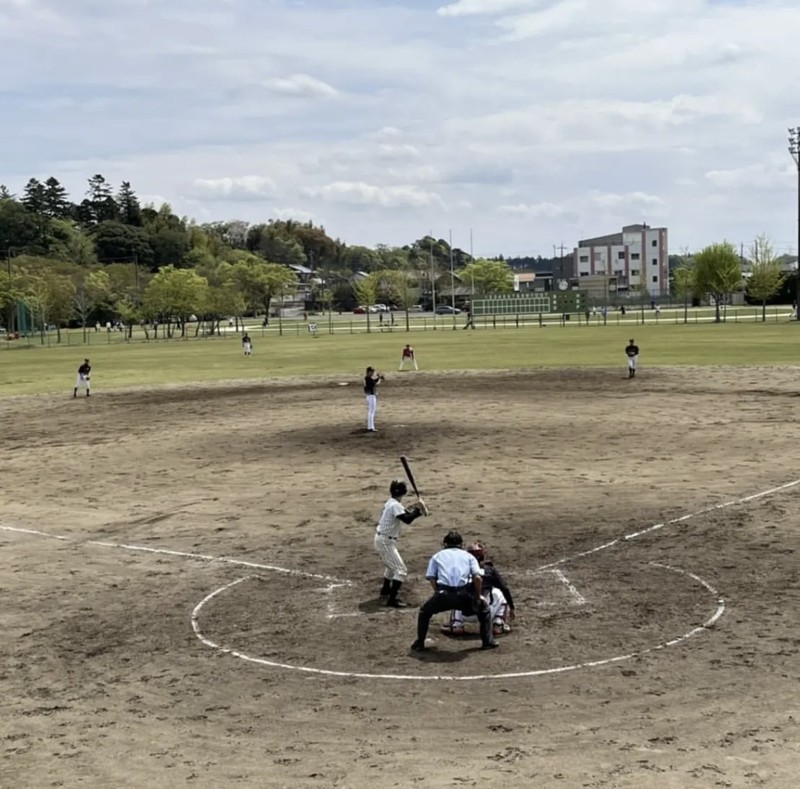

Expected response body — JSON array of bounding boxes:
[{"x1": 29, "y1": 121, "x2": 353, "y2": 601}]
[
  {"x1": 190, "y1": 176, "x2": 277, "y2": 200},
  {"x1": 589, "y1": 191, "x2": 664, "y2": 209},
  {"x1": 437, "y1": 0, "x2": 540, "y2": 17},
  {"x1": 261, "y1": 74, "x2": 338, "y2": 99},
  {"x1": 302, "y1": 181, "x2": 444, "y2": 209},
  {"x1": 1, "y1": 0, "x2": 800, "y2": 255},
  {"x1": 498, "y1": 202, "x2": 568, "y2": 219}
]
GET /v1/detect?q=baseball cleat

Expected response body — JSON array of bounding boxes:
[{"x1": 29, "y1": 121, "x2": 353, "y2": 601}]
[
  {"x1": 410, "y1": 640, "x2": 426, "y2": 652},
  {"x1": 385, "y1": 599, "x2": 408, "y2": 608},
  {"x1": 440, "y1": 624, "x2": 465, "y2": 636},
  {"x1": 481, "y1": 640, "x2": 500, "y2": 650}
]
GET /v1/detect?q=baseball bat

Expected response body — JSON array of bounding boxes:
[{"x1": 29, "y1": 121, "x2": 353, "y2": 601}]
[{"x1": 400, "y1": 455, "x2": 420, "y2": 497}]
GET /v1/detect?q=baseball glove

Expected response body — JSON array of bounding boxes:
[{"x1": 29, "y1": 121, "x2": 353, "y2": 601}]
[{"x1": 416, "y1": 498, "x2": 429, "y2": 516}]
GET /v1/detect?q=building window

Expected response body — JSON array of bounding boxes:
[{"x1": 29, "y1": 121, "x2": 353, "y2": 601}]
[
  {"x1": 631, "y1": 269, "x2": 640, "y2": 277},
  {"x1": 618, "y1": 251, "x2": 625, "y2": 259},
  {"x1": 652, "y1": 258, "x2": 658, "y2": 265},
  {"x1": 579, "y1": 255, "x2": 588, "y2": 263},
  {"x1": 652, "y1": 275, "x2": 658, "y2": 282},
  {"x1": 579, "y1": 271, "x2": 588, "y2": 277},
  {"x1": 652, "y1": 239, "x2": 658, "y2": 247},
  {"x1": 631, "y1": 253, "x2": 640, "y2": 260}
]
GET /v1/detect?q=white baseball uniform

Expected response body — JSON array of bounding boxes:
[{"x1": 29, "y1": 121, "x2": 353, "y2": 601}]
[{"x1": 373, "y1": 497, "x2": 409, "y2": 582}]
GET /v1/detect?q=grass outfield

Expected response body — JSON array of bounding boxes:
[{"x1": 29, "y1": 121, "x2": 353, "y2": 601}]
[{"x1": 2, "y1": 320, "x2": 800, "y2": 397}]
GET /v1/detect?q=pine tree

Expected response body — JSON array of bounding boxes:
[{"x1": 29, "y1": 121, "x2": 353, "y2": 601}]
[
  {"x1": 43, "y1": 177, "x2": 71, "y2": 219},
  {"x1": 117, "y1": 181, "x2": 142, "y2": 226},
  {"x1": 22, "y1": 178, "x2": 47, "y2": 215},
  {"x1": 86, "y1": 174, "x2": 118, "y2": 223}
]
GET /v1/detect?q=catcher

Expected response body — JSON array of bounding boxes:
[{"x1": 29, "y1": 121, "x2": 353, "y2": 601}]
[
  {"x1": 374, "y1": 478, "x2": 429, "y2": 607},
  {"x1": 73, "y1": 358, "x2": 91, "y2": 398},
  {"x1": 441, "y1": 541, "x2": 515, "y2": 637}
]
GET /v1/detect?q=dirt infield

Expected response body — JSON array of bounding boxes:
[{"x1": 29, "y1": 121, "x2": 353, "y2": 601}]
[{"x1": 2, "y1": 367, "x2": 800, "y2": 788}]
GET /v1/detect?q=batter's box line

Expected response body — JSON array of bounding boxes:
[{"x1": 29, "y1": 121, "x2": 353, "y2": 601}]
[{"x1": 506, "y1": 567, "x2": 588, "y2": 607}]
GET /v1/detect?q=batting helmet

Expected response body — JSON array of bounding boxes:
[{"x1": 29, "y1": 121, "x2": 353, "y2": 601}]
[
  {"x1": 467, "y1": 542, "x2": 487, "y2": 562},
  {"x1": 389, "y1": 479, "x2": 408, "y2": 497},
  {"x1": 443, "y1": 530, "x2": 463, "y2": 548}
]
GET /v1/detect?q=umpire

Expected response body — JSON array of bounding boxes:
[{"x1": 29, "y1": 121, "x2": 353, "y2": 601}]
[{"x1": 411, "y1": 530, "x2": 499, "y2": 652}]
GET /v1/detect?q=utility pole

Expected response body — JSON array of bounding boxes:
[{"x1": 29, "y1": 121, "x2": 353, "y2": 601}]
[
  {"x1": 449, "y1": 229, "x2": 457, "y2": 329},
  {"x1": 789, "y1": 128, "x2": 800, "y2": 317},
  {"x1": 429, "y1": 233, "x2": 436, "y2": 313}
]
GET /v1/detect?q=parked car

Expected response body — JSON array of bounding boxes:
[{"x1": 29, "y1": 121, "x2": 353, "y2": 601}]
[
  {"x1": 434, "y1": 305, "x2": 461, "y2": 315},
  {"x1": 371, "y1": 304, "x2": 390, "y2": 313}
]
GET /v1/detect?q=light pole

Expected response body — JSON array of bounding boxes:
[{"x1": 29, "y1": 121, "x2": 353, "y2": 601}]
[{"x1": 789, "y1": 128, "x2": 800, "y2": 317}]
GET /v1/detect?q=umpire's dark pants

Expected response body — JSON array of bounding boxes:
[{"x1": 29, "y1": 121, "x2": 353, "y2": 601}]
[{"x1": 417, "y1": 585, "x2": 492, "y2": 646}]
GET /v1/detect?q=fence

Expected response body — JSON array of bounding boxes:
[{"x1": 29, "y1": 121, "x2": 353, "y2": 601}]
[{"x1": 2, "y1": 306, "x2": 796, "y2": 349}]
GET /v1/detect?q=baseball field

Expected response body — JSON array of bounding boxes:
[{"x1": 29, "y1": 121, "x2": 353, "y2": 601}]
[{"x1": 2, "y1": 322, "x2": 800, "y2": 788}]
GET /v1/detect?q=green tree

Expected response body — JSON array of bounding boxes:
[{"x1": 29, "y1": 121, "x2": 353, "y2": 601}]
[
  {"x1": 92, "y1": 221, "x2": 154, "y2": 268},
  {"x1": 353, "y1": 273, "x2": 379, "y2": 333},
  {"x1": 117, "y1": 181, "x2": 142, "y2": 226},
  {"x1": 195, "y1": 259, "x2": 246, "y2": 335},
  {"x1": 73, "y1": 268, "x2": 110, "y2": 340},
  {"x1": 457, "y1": 258, "x2": 513, "y2": 297},
  {"x1": 693, "y1": 241, "x2": 743, "y2": 323},
  {"x1": 18, "y1": 264, "x2": 75, "y2": 342},
  {"x1": 49, "y1": 219, "x2": 98, "y2": 266},
  {"x1": 142, "y1": 265, "x2": 209, "y2": 338},
  {"x1": 230, "y1": 253, "x2": 298, "y2": 326},
  {"x1": 380, "y1": 269, "x2": 420, "y2": 331},
  {"x1": 43, "y1": 177, "x2": 72, "y2": 219},
  {"x1": 746, "y1": 235, "x2": 785, "y2": 322},
  {"x1": 0, "y1": 198, "x2": 46, "y2": 255},
  {"x1": 672, "y1": 265, "x2": 696, "y2": 325},
  {"x1": 22, "y1": 178, "x2": 47, "y2": 215}
]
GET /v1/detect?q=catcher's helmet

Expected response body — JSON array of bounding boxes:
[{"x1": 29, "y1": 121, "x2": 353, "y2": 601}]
[
  {"x1": 443, "y1": 530, "x2": 463, "y2": 548},
  {"x1": 390, "y1": 479, "x2": 408, "y2": 497},
  {"x1": 467, "y1": 541, "x2": 487, "y2": 562}
]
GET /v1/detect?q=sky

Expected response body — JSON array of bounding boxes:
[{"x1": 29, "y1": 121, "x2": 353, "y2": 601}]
[{"x1": 1, "y1": 0, "x2": 799, "y2": 258}]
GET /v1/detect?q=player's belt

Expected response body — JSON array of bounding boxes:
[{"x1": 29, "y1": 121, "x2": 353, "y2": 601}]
[{"x1": 437, "y1": 584, "x2": 469, "y2": 592}]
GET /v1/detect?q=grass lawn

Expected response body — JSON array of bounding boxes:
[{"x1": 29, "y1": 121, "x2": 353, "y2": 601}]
[{"x1": 2, "y1": 319, "x2": 800, "y2": 397}]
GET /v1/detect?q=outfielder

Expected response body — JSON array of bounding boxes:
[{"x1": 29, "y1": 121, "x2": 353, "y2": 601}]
[
  {"x1": 411, "y1": 530, "x2": 498, "y2": 652},
  {"x1": 73, "y1": 358, "x2": 91, "y2": 398},
  {"x1": 399, "y1": 344, "x2": 418, "y2": 371},
  {"x1": 441, "y1": 542, "x2": 515, "y2": 637},
  {"x1": 625, "y1": 339, "x2": 639, "y2": 378},
  {"x1": 374, "y1": 478, "x2": 429, "y2": 607},
  {"x1": 242, "y1": 333, "x2": 253, "y2": 356}
]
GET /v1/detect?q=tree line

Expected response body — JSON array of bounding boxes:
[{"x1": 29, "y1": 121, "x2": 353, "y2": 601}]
[
  {"x1": 0, "y1": 173, "x2": 792, "y2": 337},
  {"x1": 0, "y1": 174, "x2": 521, "y2": 339}
]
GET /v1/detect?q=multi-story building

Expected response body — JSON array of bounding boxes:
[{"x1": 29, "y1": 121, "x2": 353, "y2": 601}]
[{"x1": 572, "y1": 224, "x2": 669, "y2": 297}]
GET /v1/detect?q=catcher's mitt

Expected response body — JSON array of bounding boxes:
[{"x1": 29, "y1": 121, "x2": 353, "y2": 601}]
[{"x1": 415, "y1": 498, "x2": 429, "y2": 517}]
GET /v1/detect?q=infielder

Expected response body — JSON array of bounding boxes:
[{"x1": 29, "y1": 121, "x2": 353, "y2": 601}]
[
  {"x1": 441, "y1": 542, "x2": 515, "y2": 637},
  {"x1": 374, "y1": 478, "x2": 428, "y2": 607},
  {"x1": 73, "y1": 358, "x2": 91, "y2": 398},
  {"x1": 625, "y1": 339, "x2": 639, "y2": 378},
  {"x1": 242, "y1": 332, "x2": 253, "y2": 356},
  {"x1": 364, "y1": 366, "x2": 383, "y2": 432},
  {"x1": 399, "y1": 344, "x2": 418, "y2": 371},
  {"x1": 411, "y1": 530, "x2": 498, "y2": 652}
]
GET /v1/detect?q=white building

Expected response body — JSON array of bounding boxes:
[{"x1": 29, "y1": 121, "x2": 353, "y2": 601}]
[{"x1": 572, "y1": 224, "x2": 669, "y2": 297}]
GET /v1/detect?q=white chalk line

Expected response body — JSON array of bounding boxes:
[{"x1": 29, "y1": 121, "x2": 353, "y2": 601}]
[
  {"x1": 3, "y1": 476, "x2": 799, "y2": 681},
  {"x1": 0, "y1": 525, "x2": 351, "y2": 586},
  {"x1": 190, "y1": 478, "x2": 798, "y2": 680},
  {"x1": 191, "y1": 562, "x2": 726, "y2": 681}
]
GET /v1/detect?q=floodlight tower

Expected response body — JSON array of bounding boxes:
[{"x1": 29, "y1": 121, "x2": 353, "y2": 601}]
[{"x1": 789, "y1": 127, "x2": 800, "y2": 317}]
